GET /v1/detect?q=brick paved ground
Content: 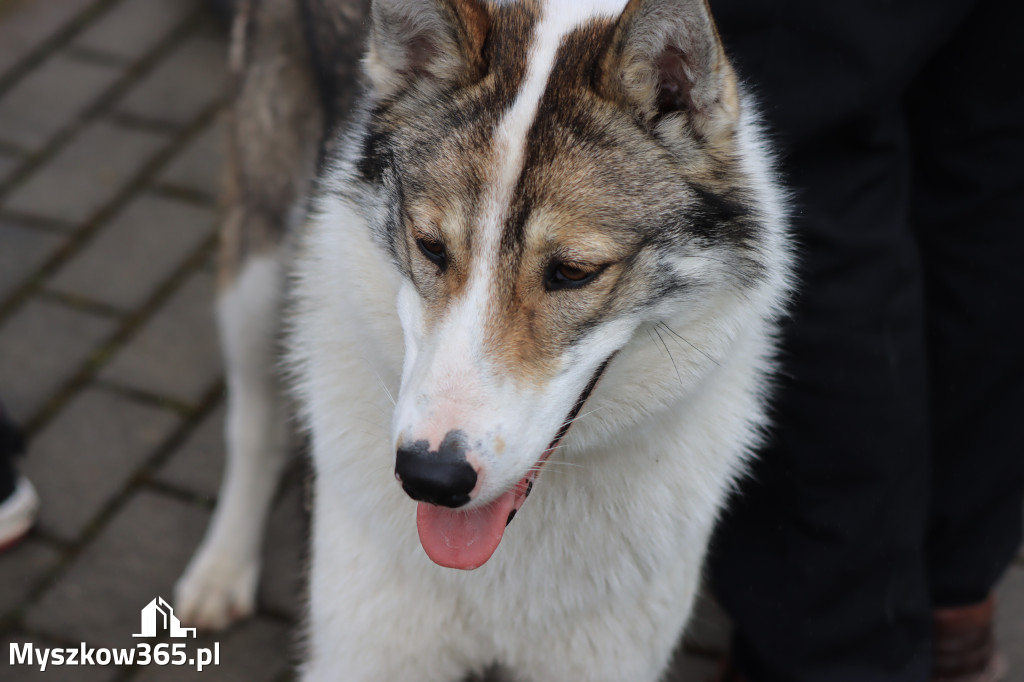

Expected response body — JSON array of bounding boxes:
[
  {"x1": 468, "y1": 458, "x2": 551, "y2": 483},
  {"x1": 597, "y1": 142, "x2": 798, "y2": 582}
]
[{"x1": 0, "y1": 1, "x2": 1020, "y2": 680}]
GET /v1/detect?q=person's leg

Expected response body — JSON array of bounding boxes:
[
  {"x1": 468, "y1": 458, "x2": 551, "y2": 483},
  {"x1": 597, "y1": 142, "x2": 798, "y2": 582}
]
[
  {"x1": 707, "y1": 123, "x2": 933, "y2": 682},
  {"x1": 0, "y1": 403, "x2": 21, "y2": 500},
  {"x1": 706, "y1": 2, "x2": 977, "y2": 680},
  {"x1": 907, "y1": 3, "x2": 1024, "y2": 676},
  {"x1": 908, "y1": 0, "x2": 1024, "y2": 610}
]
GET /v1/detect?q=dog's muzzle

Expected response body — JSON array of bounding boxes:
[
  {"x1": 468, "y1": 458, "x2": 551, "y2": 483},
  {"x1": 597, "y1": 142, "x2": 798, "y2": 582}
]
[{"x1": 395, "y1": 434, "x2": 477, "y2": 509}]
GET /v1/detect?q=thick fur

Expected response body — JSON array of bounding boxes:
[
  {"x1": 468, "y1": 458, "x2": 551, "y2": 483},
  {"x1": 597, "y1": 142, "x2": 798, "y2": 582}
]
[{"x1": 179, "y1": 0, "x2": 792, "y2": 680}]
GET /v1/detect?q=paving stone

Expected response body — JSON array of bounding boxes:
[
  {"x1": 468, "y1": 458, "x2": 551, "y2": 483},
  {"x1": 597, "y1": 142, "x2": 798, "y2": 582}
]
[
  {"x1": 48, "y1": 194, "x2": 213, "y2": 310},
  {"x1": 74, "y1": 0, "x2": 199, "y2": 61},
  {"x1": 0, "y1": 299, "x2": 115, "y2": 422},
  {"x1": 259, "y1": 480, "x2": 306, "y2": 619},
  {"x1": 0, "y1": 0, "x2": 96, "y2": 75},
  {"x1": 0, "y1": 538, "x2": 62, "y2": 616},
  {"x1": 0, "y1": 220, "x2": 65, "y2": 301},
  {"x1": 131, "y1": 618, "x2": 292, "y2": 682},
  {"x1": 116, "y1": 34, "x2": 225, "y2": 126},
  {"x1": 157, "y1": 400, "x2": 224, "y2": 498},
  {"x1": 25, "y1": 491, "x2": 209, "y2": 648},
  {"x1": 3, "y1": 122, "x2": 168, "y2": 225},
  {"x1": 997, "y1": 566, "x2": 1024, "y2": 678},
  {"x1": 0, "y1": 53, "x2": 121, "y2": 151},
  {"x1": 101, "y1": 269, "x2": 221, "y2": 401},
  {"x1": 0, "y1": 152, "x2": 19, "y2": 182},
  {"x1": 21, "y1": 387, "x2": 180, "y2": 540},
  {"x1": 4, "y1": 635, "x2": 117, "y2": 682},
  {"x1": 159, "y1": 120, "x2": 222, "y2": 197}
]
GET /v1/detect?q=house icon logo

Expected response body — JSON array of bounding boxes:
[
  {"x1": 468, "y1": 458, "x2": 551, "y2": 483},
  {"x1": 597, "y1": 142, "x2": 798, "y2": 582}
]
[{"x1": 133, "y1": 597, "x2": 197, "y2": 638}]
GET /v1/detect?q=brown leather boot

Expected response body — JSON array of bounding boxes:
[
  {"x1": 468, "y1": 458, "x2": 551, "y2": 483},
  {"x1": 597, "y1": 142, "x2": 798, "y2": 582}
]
[{"x1": 932, "y1": 595, "x2": 1009, "y2": 682}]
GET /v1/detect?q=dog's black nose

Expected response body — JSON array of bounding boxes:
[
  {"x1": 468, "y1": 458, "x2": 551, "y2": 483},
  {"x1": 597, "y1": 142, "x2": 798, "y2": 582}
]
[{"x1": 395, "y1": 432, "x2": 477, "y2": 508}]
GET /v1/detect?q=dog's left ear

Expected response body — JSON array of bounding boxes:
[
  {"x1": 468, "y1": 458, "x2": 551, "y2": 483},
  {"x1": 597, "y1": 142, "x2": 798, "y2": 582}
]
[
  {"x1": 366, "y1": 0, "x2": 489, "y2": 99},
  {"x1": 598, "y1": 0, "x2": 739, "y2": 138}
]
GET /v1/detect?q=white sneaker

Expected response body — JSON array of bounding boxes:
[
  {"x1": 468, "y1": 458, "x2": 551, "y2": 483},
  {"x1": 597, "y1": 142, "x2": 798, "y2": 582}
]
[{"x1": 0, "y1": 476, "x2": 39, "y2": 552}]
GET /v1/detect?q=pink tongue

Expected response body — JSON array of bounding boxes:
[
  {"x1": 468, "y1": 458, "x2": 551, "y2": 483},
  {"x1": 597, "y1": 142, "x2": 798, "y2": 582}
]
[{"x1": 416, "y1": 490, "x2": 518, "y2": 570}]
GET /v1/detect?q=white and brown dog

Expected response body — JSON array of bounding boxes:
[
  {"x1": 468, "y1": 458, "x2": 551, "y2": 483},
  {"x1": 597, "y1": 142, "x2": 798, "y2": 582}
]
[{"x1": 175, "y1": 1, "x2": 791, "y2": 680}]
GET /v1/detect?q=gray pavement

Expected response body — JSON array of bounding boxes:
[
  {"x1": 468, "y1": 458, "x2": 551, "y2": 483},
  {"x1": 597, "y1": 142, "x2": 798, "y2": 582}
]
[{"x1": 0, "y1": 1, "x2": 1019, "y2": 680}]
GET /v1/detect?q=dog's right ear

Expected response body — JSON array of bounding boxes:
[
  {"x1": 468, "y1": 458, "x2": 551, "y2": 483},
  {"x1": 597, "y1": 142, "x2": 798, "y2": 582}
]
[
  {"x1": 597, "y1": 0, "x2": 739, "y2": 141},
  {"x1": 367, "y1": 0, "x2": 490, "y2": 99}
]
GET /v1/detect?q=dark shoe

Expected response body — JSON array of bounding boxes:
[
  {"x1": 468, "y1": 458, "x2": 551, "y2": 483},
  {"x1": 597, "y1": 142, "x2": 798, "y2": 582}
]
[
  {"x1": 932, "y1": 596, "x2": 1008, "y2": 682},
  {"x1": 0, "y1": 476, "x2": 39, "y2": 552},
  {"x1": 0, "y1": 404, "x2": 37, "y2": 552}
]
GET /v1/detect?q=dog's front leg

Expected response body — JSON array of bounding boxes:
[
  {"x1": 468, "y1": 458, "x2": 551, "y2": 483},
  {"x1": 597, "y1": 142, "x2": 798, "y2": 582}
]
[
  {"x1": 299, "y1": 580, "x2": 479, "y2": 682},
  {"x1": 516, "y1": 614, "x2": 695, "y2": 682},
  {"x1": 300, "y1": 653, "x2": 471, "y2": 682},
  {"x1": 509, "y1": 566, "x2": 702, "y2": 682},
  {"x1": 175, "y1": 252, "x2": 290, "y2": 630},
  {"x1": 299, "y1": 497, "x2": 488, "y2": 682}
]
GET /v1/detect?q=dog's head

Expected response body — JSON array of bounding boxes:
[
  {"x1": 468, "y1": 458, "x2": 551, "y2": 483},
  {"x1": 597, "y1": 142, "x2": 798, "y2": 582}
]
[{"x1": 351, "y1": 0, "x2": 783, "y2": 569}]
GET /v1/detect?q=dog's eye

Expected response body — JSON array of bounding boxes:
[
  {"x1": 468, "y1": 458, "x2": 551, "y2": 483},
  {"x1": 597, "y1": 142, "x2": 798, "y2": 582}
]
[
  {"x1": 416, "y1": 237, "x2": 448, "y2": 270},
  {"x1": 545, "y1": 261, "x2": 603, "y2": 291}
]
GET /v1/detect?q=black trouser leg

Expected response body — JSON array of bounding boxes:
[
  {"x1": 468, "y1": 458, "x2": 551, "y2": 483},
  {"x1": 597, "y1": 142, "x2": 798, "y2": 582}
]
[
  {"x1": 706, "y1": 117, "x2": 935, "y2": 680},
  {"x1": 0, "y1": 403, "x2": 24, "y2": 500},
  {"x1": 907, "y1": 0, "x2": 1024, "y2": 610},
  {"x1": 705, "y1": 1, "x2": 1016, "y2": 680}
]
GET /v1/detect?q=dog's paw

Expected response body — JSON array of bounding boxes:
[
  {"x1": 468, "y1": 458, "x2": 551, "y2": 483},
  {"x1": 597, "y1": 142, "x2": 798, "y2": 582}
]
[{"x1": 174, "y1": 548, "x2": 259, "y2": 631}]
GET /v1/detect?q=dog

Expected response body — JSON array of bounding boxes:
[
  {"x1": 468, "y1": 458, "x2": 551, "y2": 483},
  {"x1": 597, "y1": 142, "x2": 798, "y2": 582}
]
[{"x1": 175, "y1": 0, "x2": 792, "y2": 679}]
